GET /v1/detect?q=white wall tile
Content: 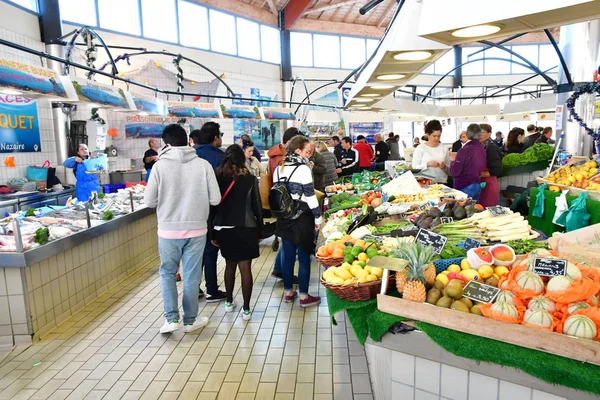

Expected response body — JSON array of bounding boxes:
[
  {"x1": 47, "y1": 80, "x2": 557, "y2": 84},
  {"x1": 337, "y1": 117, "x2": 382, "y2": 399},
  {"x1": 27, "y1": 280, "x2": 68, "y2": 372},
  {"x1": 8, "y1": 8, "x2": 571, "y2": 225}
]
[
  {"x1": 415, "y1": 358, "x2": 441, "y2": 395},
  {"x1": 469, "y1": 372, "x2": 498, "y2": 400},
  {"x1": 499, "y1": 381, "x2": 532, "y2": 400},
  {"x1": 531, "y1": 390, "x2": 566, "y2": 400},
  {"x1": 440, "y1": 364, "x2": 468, "y2": 400},
  {"x1": 392, "y1": 381, "x2": 415, "y2": 400},
  {"x1": 391, "y1": 351, "x2": 415, "y2": 386},
  {"x1": 415, "y1": 389, "x2": 440, "y2": 400},
  {"x1": 8, "y1": 295, "x2": 27, "y2": 324},
  {"x1": 5, "y1": 268, "x2": 23, "y2": 295},
  {"x1": 0, "y1": 296, "x2": 11, "y2": 325}
]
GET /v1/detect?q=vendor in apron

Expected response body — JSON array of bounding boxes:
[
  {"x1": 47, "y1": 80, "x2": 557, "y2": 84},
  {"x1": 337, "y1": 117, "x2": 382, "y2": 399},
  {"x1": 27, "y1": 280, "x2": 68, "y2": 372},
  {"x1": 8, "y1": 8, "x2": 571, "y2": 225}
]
[
  {"x1": 63, "y1": 144, "x2": 100, "y2": 202},
  {"x1": 478, "y1": 124, "x2": 503, "y2": 207},
  {"x1": 411, "y1": 120, "x2": 450, "y2": 183}
]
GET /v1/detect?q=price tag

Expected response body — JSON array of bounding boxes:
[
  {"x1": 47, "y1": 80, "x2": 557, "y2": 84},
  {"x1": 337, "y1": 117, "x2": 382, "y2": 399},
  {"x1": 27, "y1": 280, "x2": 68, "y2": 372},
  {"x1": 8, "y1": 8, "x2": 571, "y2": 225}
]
[
  {"x1": 463, "y1": 237, "x2": 481, "y2": 252},
  {"x1": 533, "y1": 258, "x2": 567, "y2": 277},
  {"x1": 487, "y1": 206, "x2": 509, "y2": 216},
  {"x1": 440, "y1": 217, "x2": 454, "y2": 224},
  {"x1": 463, "y1": 281, "x2": 501, "y2": 304},
  {"x1": 415, "y1": 229, "x2": 447, "y2": 255},
  {"x1": 419, "y1": 203, "x2": 429, "y2": 211}
]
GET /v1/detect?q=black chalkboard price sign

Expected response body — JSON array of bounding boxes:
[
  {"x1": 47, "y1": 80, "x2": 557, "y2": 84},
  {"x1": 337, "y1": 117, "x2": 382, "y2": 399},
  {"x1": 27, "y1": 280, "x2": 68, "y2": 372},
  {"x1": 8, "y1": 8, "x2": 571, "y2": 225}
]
[
  {"x1": 533, "y1": 258, "x2": 567, "y2": 277},
  {"x1": 463, "y1": 237, "x2": 481, "y2": 252},
  {"x1": 486, "y1": 206, "x2": 509, "y2": 216},
  {"x1": 440, "y1": 217, "x2": 454, "y2": 224},
  {"x1": 414, "y1": 229, "x2": 447, "y2": 255},
  {"x1": 462, "y1": 280, "x2": 501, "y2": 304}
]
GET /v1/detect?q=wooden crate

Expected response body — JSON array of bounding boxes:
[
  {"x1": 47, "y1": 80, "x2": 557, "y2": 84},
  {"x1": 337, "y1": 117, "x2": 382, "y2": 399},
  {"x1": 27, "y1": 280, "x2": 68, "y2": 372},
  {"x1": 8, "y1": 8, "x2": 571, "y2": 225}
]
[
  {"x1": 536, "y1": 177, "x2": 600, "y2": 201},
  {"x1": 377, "y1": 294, "x2": 600, "y2": 366}
]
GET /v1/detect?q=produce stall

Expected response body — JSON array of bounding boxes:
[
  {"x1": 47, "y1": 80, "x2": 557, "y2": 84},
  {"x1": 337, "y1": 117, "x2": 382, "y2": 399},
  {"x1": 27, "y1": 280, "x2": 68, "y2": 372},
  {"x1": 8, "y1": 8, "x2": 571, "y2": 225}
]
[
  {"x1": 498, "y1": 144, "x2": 554, "y2": 191},
  {"x1": 0, "y1": 185, "x2": 157, "y2": 346},
  {"x1": 317, "y1": 171, "x2": 600, "y2": 399}
]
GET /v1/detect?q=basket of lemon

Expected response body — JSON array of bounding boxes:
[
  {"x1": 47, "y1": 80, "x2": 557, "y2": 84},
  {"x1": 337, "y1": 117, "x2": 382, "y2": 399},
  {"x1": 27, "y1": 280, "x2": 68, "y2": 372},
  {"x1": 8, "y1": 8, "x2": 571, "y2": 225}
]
[{"x1": 321, "y1": 262, "x2": 394, "y2": 301}]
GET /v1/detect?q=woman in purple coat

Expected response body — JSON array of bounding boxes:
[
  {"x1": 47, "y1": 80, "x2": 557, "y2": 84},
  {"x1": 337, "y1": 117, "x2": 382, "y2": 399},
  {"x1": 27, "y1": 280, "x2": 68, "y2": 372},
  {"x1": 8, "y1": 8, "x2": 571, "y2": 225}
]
[{"x1": 449, "y1": 124, "x2": 487, "y2": 201}]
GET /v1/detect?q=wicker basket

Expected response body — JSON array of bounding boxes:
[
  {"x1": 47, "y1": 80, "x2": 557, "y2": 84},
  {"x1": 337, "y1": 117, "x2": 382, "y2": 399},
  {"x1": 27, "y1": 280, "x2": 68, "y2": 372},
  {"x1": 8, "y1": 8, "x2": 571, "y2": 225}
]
[
  {"x1": 321, "y1": 274, "x2": 396, "y2": 302},
  {"x1": 316, "y1": 256, "x2": 345, "y2": 269}
]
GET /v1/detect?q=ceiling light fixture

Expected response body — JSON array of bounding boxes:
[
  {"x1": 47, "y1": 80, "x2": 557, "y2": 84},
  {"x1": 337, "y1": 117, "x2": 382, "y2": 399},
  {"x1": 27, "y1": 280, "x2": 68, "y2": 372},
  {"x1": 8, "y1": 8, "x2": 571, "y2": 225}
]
[
  {"x1": 376, "y1": 74, "x2": 406, "y2": 81},
  {"x1": 369, "y1": 85, "x2": 395, "y2": 90},
  {"x1": 378, "y1": 109, "x2": 393, "y2": 112},
  {"x1": 354, "y1": 98, "x2": 374, "y2": 103},
  {"x1": 393, "y1": 51, "x2": 432, "y2": 61},
  {"x1": 0, "y1": 89, "x2": 22, "y2": 95},
  {"x1": 451, "y1": 24, "x2": 502, "y2": 38},
  {"x1": 360, "y1": 94, "x2": 380, "y2": 98}
]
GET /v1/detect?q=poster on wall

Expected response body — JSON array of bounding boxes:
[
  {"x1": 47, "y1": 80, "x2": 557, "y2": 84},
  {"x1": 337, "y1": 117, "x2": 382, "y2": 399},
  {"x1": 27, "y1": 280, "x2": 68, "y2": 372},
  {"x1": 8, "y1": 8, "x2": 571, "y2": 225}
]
[
  {"x1": 233, "y1": 120, "x2": 281, "y2": 150},
  {"x1": 0, "y1": 95, "x2": 41, "y2": 152},
  {"x1": 303, "y1": 122, "x2": 343, "y2": 139},
  {"x1": 349, "y1": 122, "x2": 383, "y2": 144},
  {"x1": 0, "y1": 58, "x2": 71, "y2": 100},
  {"x1": 168, "y1": 101, "x2": 222, "y2": 118}
]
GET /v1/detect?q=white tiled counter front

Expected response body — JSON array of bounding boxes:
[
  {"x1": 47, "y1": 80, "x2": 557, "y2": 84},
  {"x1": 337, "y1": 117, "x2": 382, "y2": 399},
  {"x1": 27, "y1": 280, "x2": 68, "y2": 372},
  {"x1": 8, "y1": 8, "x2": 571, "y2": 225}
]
[
  {"x1": 365, "y1": 331, "x2": 600, "y2": 400},
  {"x1": 0, "y1": 209, "x2": 158, "y2": 347}
]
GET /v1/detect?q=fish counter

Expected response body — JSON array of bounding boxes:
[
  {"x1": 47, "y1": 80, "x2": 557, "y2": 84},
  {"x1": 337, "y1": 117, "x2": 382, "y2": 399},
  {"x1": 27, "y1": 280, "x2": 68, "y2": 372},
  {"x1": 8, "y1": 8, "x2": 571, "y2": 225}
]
[{"x1": 0, "y1": 188, "x2": 158, "y2": 346}]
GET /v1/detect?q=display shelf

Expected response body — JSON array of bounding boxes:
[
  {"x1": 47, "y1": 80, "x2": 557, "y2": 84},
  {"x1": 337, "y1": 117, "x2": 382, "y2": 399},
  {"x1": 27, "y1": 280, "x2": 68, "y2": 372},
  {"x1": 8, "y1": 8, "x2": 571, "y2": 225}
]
[{"x1": 377, "y1": 294, "x2": 600, "y2": 366}]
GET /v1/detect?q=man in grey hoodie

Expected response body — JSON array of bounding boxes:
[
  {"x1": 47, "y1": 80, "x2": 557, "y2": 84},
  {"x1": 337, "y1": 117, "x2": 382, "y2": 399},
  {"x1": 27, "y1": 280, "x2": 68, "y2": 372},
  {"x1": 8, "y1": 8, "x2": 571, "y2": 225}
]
[{"x1": 145, "y1": 124, "x2": 221, "y2": 334}]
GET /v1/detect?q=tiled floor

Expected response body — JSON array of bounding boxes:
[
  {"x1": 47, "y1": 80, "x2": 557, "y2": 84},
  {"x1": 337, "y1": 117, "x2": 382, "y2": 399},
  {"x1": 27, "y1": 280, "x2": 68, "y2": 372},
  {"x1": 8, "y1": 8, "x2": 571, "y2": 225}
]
[{"x1": 0, "y1": 241, "x2": 373, "y2": 400}]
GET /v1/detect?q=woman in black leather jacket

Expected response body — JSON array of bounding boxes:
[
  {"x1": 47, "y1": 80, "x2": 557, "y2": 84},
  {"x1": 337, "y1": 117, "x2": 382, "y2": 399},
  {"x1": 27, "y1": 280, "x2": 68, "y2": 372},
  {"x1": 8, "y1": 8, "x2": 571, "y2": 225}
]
[{"x1": 211, "y1": 145, "x2": 264, "y2": 320}]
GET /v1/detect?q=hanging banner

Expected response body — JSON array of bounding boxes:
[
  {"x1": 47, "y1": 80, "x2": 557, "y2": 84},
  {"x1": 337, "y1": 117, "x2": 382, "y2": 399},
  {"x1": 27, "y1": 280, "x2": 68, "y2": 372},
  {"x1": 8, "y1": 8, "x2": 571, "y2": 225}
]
[
  {"x1": 220, "y1": 104, "x2": 263, "y2": 120},
  {"x1": 67, "y1": 77, "x2": 135, "y2": 110},
  {"x1": 132, "y1": 94, "x2": 168, "y2": 116},
  {"x1": 125, "y1": 116, "x2": 172, "y2": 139},
  {"x1": 263, "y1": 107, "x2": 296, "y2": 121},
  {"x1": 168, "y1": 101, "x2": 222, "y2": 118},
  {"x1": 0, "y1": 95, "x2": 41, "y2": 152},
  {"x1": 0, "y1": 58, "x2": 71, "y2": 100}
]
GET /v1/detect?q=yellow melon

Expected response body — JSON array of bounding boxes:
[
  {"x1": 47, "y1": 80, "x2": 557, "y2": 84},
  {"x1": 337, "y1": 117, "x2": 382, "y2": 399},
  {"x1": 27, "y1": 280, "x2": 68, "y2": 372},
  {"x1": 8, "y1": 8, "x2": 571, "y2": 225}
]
[{"x1": 563, "y1": 315, "x2": 597, "y2": 340}]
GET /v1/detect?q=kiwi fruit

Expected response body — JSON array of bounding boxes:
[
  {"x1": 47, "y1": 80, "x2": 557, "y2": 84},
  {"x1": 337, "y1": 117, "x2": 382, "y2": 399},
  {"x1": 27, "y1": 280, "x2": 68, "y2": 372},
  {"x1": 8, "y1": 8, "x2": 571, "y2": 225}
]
[
  {"x1": 470, "y1": 305, "x2": 483, "y2": 316},
  {"x1": 458, "y1": 297, "x2": 473, "y2": 309},
  {"x1": 485, "y1": 276, "x2": 499, "y2": 287},
  {"x1": 426, "y1": 289, "x2": 442, "y2": 305},
  {"x1": 433, "y1": 280, "x2": 446, "y2": 292},
  {"x1": 436, "y1": 296, "x2": 453, "y2": 308},
  {"x1": 444, "y1": 284, "x2": 464, "y2": 300},
  {"x1": 451, "y1": 300, "x2": 470, "y2": 313}
]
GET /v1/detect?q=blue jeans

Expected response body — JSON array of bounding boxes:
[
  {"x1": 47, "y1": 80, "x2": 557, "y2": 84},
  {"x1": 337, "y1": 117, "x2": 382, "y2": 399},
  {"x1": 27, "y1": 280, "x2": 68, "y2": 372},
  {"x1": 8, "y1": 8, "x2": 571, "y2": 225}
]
[
  {"x1": 282, "y1": 240, "x2": 310, "y2": 294},
  {"x1": 159, "y1": 235, "x2": 206, "y2": 324},
  {"x1": 273, "y1": 248, "x2": 283, "y2": 274}
]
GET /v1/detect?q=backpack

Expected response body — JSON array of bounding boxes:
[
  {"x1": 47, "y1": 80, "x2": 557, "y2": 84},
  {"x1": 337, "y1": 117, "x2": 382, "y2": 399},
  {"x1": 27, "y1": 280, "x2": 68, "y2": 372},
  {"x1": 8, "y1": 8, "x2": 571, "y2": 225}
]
[{"x1": 269, "y1": 165, "x2": 301, "y2": 220}]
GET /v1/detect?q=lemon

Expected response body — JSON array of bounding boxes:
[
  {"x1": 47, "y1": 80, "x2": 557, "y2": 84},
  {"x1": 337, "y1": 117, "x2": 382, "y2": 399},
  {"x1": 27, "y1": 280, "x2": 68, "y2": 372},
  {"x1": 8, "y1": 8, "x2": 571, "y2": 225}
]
[
  {"x1": 460, "y1": 259, "x2": 472, "y2": 270},
  {"x1": 494, "y1": 266, "x2": 509, "y2": 277},
  {"x1": 357, "y1": 253, "x2": 369, "y2": 262},
  {"x1": 441, "y1": 271, "x2": 450, "y2": 275},
  {"x1": 371, "y1": 267, "x2": 383, "y2": 278},
  {"x1": 341, "y1": 263, "x2": 352, "y2": 270},
  {"x1": 364, "y1": 266, "x2": 373, "y2": 274},
  {"x1": 332, "y1": 277, "x2": 344, "y2": 285},
  {"x1": 355, "y1": 269, "x2": 369, "y2": 279},
  {"x1": 357, "y1": 276, "x2": 368, "y2": 283},
  {"x1": 366, "y1": 274, "x2": 378, "y2": 282},
  {"x1": 344, "y1": 279, "x2": 355, "y2": 285},
  {"x1": 478, "y1": 265, "x2": 494, "y2": 279},
  {"x1": 328, "y1": 267, "x2": 338, "y2": 276},
  {"x1": 447, "y1": 264, "x2": 461, "y2": 273},
  {"x1": 436, "y1": 274, "x2": 449, "y2": 286},
  {"x1": 337, "y1": 268, "x2": 353, "y2": 280},
  {"x1": 461, "y1": 269, "x2": 480, "y2": 281}
]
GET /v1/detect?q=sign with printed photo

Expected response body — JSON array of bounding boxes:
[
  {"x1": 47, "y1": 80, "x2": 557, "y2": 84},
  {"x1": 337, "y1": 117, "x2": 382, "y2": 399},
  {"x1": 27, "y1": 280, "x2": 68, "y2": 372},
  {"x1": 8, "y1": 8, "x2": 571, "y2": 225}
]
[
  {"x1": 0, "y1": 58, "x2": 71, "y2": 100},
  {"x1": 67, "y1": 77, "x2": 135, "y2": 110},
  {"x1": 220, "y1": 104, "x2": 263, "y2": 120},
  {"x1": 168, "y1": 101, "x2": 222, "y2": 118},
  {"x1": 263, "y1": 107, "x2": 296, "y2": 121},
  {"x1": 0, "y1": 95, "x2": 41, "y2": 152},
  {"x1": 132, "y1": 94, "x2": 168, "y2": 116}
]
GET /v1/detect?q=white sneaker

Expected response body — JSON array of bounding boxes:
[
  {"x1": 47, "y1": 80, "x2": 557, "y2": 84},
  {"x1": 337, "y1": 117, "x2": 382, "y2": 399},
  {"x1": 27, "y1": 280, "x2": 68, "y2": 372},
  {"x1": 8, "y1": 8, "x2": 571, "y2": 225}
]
[
  {"x1": 242, "y1": 310, "x2": 252, "y2": 321},
  {"x1": 225, "y1": 302, "x2": 235, "y2": 313},
  {"x1": 159, "y1": 320, "x2": 181, "y2": 334},
  {"x1": 183, "y1": 317, "x2": 209, "y2": 333}
]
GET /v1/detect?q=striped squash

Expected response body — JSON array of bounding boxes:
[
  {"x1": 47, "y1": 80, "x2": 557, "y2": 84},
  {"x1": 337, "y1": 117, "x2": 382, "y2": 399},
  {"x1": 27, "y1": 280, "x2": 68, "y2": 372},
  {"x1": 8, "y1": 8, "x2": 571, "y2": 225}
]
[
  {"x1": 567, "y1": 302, "x2": 591, "y2": 315},
  {"x1": 563, "y1": 315, "x2": 597, "y2": 340},
  {"x1": 490, "y1": 302, "x2": 519, "y2": 321},
  {"x1": 496, "y1": 290, "x2": 516, "y2": 305},
  {"x1": 527, "y1": 296, "x2": 556, "y2": 312},
  {"x1": 523, "y1": 309, "x2": 553, "y2": 329},
  {"x1": 515, "y1": 271, "x2": 544, "y2": 294}
]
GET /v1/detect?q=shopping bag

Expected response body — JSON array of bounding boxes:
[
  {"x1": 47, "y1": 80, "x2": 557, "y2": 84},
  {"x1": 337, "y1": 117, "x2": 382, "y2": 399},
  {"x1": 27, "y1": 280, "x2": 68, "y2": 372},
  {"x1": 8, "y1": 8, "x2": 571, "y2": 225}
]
[
  {"x1": 259, "y1": 171, "x2": 272, "y2": 210},
  {"x1": 552, "y1": 190, "x2": 569, "y2": 227},
  {"x1": 556, "y1": 192, "x2": 590, "y2": 232},
  {"x1": 532, "y1": 184, "x2": 547, "y2": 218},
  {"x1": 26, "y1": 160, "x2": 50, "y2": 181}
]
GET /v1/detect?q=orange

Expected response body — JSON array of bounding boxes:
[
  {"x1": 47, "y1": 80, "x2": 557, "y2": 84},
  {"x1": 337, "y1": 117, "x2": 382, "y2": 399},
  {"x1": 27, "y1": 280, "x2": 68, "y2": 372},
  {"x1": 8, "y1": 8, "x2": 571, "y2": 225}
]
[
  {"x1": 342, "y1": 235, "x2": 355, "y2": 244},
  {"x1": 355, "y1": 240, "x2": 366, "y2": 248},
  {"x1": 317, "y1": 246, "x2": 329, "y2": 258},
  {"x1": 326, "y1": 242, "x2": 336, "y2": 254},
  {"x1": 335, "y1": 241, "x2": 346, "y2": 250},
  {"x1": 332, "y1": 248, "x2": 345, "y2": 258}
]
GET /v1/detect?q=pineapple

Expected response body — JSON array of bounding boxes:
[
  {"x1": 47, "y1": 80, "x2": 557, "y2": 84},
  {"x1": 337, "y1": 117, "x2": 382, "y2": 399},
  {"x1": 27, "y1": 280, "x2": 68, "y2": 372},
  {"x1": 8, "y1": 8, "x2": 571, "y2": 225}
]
[{"x1": 394, "y1": 242, "x2": 436, "y2": 298}]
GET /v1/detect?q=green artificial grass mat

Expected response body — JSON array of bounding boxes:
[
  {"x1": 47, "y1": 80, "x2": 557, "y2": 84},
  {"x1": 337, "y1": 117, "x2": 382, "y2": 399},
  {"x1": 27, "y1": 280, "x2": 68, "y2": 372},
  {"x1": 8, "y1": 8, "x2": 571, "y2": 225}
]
[{"x1": 326, "y1": 288, "x2": 600, "y2": 395}]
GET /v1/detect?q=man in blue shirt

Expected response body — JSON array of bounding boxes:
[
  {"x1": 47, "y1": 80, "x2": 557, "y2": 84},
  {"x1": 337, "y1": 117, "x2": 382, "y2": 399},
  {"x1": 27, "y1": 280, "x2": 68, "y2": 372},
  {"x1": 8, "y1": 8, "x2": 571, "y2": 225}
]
[{"x1": 190, "y1": 122, "x2": 226, "y2": 302}]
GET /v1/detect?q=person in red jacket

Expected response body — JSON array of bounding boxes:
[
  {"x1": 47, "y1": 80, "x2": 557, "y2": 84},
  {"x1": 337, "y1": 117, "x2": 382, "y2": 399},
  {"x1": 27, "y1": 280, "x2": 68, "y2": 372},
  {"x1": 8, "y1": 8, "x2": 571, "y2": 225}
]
[{"x1": 354, "y1": 135, "x2": 374, "y2": 171}]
